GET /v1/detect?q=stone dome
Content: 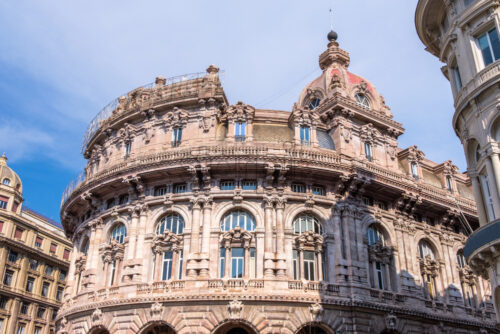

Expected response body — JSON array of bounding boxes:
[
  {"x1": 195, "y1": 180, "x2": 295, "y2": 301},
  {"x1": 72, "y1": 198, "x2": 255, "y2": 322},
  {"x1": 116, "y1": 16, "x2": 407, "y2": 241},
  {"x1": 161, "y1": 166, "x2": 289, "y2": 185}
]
[
  {"x1": 297, "y1": 37, "x2": 393, "y2": 119},
  {"x1": 0, "y1": 154, "x2": 22, "y2": 193}
]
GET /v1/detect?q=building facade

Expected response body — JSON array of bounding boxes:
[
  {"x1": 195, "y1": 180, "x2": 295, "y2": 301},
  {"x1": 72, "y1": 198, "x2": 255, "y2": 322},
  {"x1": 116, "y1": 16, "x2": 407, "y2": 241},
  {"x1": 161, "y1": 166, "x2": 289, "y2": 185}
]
[
  {"x1": 415, "y1": 0, "x2": 500, "y2": 327},
  {"x1": 58, "y1": 32, "x2": 496, "y2": 333},
  {"x1": 0, "y1": 154, "x2": 72, "y2": 334}
]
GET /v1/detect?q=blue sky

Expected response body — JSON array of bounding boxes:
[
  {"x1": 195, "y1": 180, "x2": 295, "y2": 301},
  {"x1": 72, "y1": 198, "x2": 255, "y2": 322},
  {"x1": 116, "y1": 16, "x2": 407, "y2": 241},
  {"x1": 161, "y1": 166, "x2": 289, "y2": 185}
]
[{"x1": 0, "y1": 1, "x2": 463, "y2": 222}]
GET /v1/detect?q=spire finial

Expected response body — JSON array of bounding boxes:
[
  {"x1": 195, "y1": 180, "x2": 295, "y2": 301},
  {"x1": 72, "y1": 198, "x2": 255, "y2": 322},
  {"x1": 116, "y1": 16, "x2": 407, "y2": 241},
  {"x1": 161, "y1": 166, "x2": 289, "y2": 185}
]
[
  {"x1": 0, "y1": 153, "x2": 7, "y2": 166},
  {"x1": 327, "y1": 6, "x2": 338, "y2": 42}
]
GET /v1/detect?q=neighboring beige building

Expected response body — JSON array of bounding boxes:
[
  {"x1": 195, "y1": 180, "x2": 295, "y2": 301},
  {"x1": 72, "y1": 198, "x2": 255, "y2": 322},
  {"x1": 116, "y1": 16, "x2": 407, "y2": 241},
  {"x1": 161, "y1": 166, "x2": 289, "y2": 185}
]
[
  {"x1": 0, "y1": 154, "x2": 72, "y2": 334},
  {"x1": 415, "y1": 0, "x2": 500, "y2": 328},
  {"x1": 58, "y1": 31, "x2": 496, "y2": 333}
]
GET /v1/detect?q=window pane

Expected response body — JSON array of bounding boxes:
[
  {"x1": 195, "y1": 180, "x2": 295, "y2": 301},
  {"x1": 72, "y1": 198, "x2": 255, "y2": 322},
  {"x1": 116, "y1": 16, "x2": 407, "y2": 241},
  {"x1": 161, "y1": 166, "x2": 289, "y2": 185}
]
[
  {"x1": 479, "y1": 33, "x2": 494, "y2": 66},
  {"x1": 489, "y1": 28, "x2": 500, "y2": 60}
]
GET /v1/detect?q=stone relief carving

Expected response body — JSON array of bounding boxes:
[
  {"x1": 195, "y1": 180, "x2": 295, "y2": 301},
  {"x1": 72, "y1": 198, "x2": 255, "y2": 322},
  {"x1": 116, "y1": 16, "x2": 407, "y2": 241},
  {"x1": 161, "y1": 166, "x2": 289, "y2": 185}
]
[{"x1": 228, "y1": 299, "x2": 243, "y2": 319}]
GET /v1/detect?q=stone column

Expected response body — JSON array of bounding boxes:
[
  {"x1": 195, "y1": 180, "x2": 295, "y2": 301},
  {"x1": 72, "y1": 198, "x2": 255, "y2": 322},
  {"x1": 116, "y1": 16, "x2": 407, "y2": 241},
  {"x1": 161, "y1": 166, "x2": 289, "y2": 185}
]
[
  {"x1": 137, "y1": 205, "x2": 148, "y2": 281},
  {"x1": 190, "y1": 199, "x2": 202, "y2": 255},
  {"x1": 275, "y1": 197, "x2": 286, "y2": 277},
  {"x1": 485, "y1": 157, "x2": 500, "y2": 216},
  {"x1": 171, "y1": 250, "x2": 178, "y2": 280},
  {"x1": 326, "y1": 238, "x2": 336, "y2": 284},
  {"x1": 299, "y1": 249, "x2": 304, "y2": 280},
  {"x1": 86, "y1": 226, "x2": 97, "y2": 268},
  {"x1": 154, "y1": 252, "x2": 162, "y2": 281},
  {"x1": 244, "y1": 246, "x2": 250, "y2": 279},
  {"x1": 91, "y1": 222, "x2": 103, "y2": 269},
  {"x1": 127, "y1": 209, "x2": 139, "y2": 260},
  {"x1": 341, "y1": 207, "x2": 353, "y2": 280},
  {"x1": 470, "y1": 175, "x2": 489, "y2": 226},
  {"x1": 384, "y1": 262, "x2": 392, "y2": 291},
  {"x1": 490, "y1": 153, "x2": 500, "y2": 200},
  {"x1": 316, "y1": 250, "x2": 323, "y2": 281},
  {"x1": 332, "y1": 207, "x2": 342, "y2": 282},
  {"x1": 201, "y1": 198, "x2": 212, "y2": 256},
  {"x1": 6, "y1": 297, "x2": 20, "y2": 334},
  {"x1": 65, "y1": 243, "x2": 78, "y2": 297},
  {"x1": 264, "y1": 197, "x2": 274, "y2": 278}
]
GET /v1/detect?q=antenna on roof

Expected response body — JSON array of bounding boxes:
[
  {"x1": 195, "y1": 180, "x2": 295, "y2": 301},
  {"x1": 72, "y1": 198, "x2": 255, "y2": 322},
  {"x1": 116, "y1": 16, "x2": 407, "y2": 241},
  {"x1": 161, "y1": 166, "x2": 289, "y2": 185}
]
[{"x1": 329, "y1": 7, "x2": 334, "y2": 31}]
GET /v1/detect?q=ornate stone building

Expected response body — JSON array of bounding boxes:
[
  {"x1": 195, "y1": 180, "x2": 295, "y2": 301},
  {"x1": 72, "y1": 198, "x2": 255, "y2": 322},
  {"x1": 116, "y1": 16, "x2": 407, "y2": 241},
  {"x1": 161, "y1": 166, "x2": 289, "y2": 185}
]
[
  {"x1": 415, "y1": 0, "x2": 500, "y2": 327},
  {"x1": 0, "y1": 154, "x2": 72, "y2": 334},
  {"x1": 58, "y1": 31, "x2": 496, "y2": 333}
]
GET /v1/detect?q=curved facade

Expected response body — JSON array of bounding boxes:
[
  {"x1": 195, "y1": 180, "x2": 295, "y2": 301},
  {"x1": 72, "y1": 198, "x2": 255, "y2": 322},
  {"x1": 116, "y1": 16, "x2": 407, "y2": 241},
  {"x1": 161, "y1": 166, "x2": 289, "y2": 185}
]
[
  {"x1": 58, "y1": 34, "x2": 496, "y2": 333},
  {"x1": 415, "y1": 0, "x2": 500, "y2": 326}
]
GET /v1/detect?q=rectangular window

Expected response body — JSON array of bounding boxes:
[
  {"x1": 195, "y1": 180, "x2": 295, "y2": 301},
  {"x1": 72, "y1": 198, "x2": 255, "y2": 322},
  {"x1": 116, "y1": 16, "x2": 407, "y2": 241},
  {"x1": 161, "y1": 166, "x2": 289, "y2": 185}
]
[
  {"x1": 29, "y1": 259, "x2": 38, "y2": 271},
  {"x1": 26, "y1": 277, "x2": 35, "y2": 292},
  {"x1": 11, "y1": 202, "x2": 18, "y2": 212},
  {"x1": 37, "y1": 307, "x2": 46, "y2": 319},
  {"x1": 16, "y1": 324, "x2": 25, "y2": 334},
  {"x1": 376, "y1": 262, "x2": 384, "y2": 290},
  {"x1": 362, "y1": 196, "x2": 373, "y2": 206},
  {"x1": 63, "y1": 249, "x2": 70, "y2": 260},
  {"x1": 118, "y1": 194, "x2": 129, "y2": 205},
  {"x1": 34, "y1": 327, "x2": 42, "y2": 334},
  {"x1": 249, "y1": 247, "x2": 256, "y2": 279},
  {"x1": 300, "y1": 126, "x2": 310, "y2": 145},
  {"x1": 477, "y1": 27, "x2": 500, "y2": 67},
  {"x1": 220, "y1": 248, "x2": 226, "y2": 278},
  {"x1": 20, "y1": 302, "x2": 29, "y2": 315},
  {"x1": 106, "y1": 198, "x2": 115, "y2": 209},
  {"x1": 0, "y1": 196, "x2": 8, "y2": 210},
  {"x1": 0, "y1": 296, "x2": 8, "y2": 309},
  {"x1": 35, "y1": 236, "x2": 43, "y2": 248},
  {"x1": 109, "y1": 260, "x2": 116, "y2": 286},
  {"x1": 235, "y1": 122, "x2": 246, "y2": 142},
  {"x1": 220, "y1": 180, "x2": 235, "y2": 190},
  {"x1": 377, "y1": 201, "x2": 387, "y2": 210},
  {"x1": 452, "y1": 66, "x2": 462, "y2": 91},
  {"x1": 172, "y1": 128, "x2": 182, "y2": 147},
  {"x1": 446, "y1": 176, "x2": 453, "y2": 193},
  {"x1": 173, "y1": 183, "x2": 187, "y2": 194},
  {"x1": 291, "y1": 183, "x2": 305, "y2": 193},
  {"x1": 231, "y1": 247, "x2": 244, "y2": 278},
  {"x1": 14, "y1": 227, "x2": 23, "y2": 240},
  {"x1": 59, "y1": 270, "x2": 67, "y2": 281},
  {"x1": 41, "y1": 282, "x2": 50, "y2": 297},
  {"x1": 411, "y1": 163, "x2": 419, "y2": 179},
  {"x1": 177, "y1": 251, "x2": 183, "y2": 280},
  {"x1": 293, "y1": 250, "x2": 299, "y2": 280},
  {"x1": 312, "y1": 185, "x2": 325, "y2": 196},
  {"x1": 50, "y1": 243, "x2": 57, "y2": 254},
  {"x1": 303, "y1": 251, "x2": 316, "y2": 281},
  {"x1": 45, "y1": 265, "x2": 53, "y2": 276},
  {"x1": 364, "y1": 142, "x2": 373, "y2": 161},
  {"x1": 162, "y1": 251, "x2": 173, "y2": 281},
  {"x1": 154, "y1": 185, "x2": 168, "y2": 196},
  {"x1": 3, "y1": 270, "x2": 13, "y2": 286},
  {"x1": 56, "y1": 287, "x2": 63, "y2": 301},
  {"x1": 8, "y1": 250, "x2": 18, "y2": 263},
  {"x1": 0, "y1": 221, "x2": 3, "y2": 233},
  {"x1": 242, "y1": 180, "x2": 257, "y2": 190},
  {"x1": 124, "y1": 141, "x2": 132, "y2": 157}
]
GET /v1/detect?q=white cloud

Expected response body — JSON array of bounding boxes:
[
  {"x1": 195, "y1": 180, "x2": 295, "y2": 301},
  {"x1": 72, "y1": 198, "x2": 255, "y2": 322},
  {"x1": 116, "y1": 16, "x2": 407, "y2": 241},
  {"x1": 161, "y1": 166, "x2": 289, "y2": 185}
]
[{"x1": 0, "y1": 122, "x2": 55, "y2": 162}]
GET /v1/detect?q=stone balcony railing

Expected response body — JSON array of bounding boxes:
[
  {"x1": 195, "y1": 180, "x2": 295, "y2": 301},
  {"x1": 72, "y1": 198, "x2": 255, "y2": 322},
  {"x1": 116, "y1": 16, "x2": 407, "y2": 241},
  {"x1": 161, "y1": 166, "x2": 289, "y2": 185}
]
[
  {"x1": 60, "y1": 143, "x2": 477, "y2": 216},
  {"x1": 454, "y1": 61, "x2": 500, "y2": 112},
  {"x1": 59, "y1": 279, "x2": 495, "y2": 323}
]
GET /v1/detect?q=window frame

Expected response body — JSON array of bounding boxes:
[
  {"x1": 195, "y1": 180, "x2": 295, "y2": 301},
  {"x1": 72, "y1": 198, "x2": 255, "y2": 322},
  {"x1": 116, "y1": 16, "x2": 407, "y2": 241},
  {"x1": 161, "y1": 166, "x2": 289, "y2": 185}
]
[
  {"x1": 110, "y1": 224, "x2": 127, "y2": 244},
  {"x1": 172, "y1": 127, "x2": 182, "y2": 147},
  {"x1": 355, "y1": 93, "x2": 370, "y2": 108},
  {"x1": 476, "y1": 27, "x2": 500, "y2": 68},
  {"x1": 300, "y1": 126, "x2": 311, "y2": 145},
  {"x1": 234, "y1": 122, "x2": 246, "y2": 142}
]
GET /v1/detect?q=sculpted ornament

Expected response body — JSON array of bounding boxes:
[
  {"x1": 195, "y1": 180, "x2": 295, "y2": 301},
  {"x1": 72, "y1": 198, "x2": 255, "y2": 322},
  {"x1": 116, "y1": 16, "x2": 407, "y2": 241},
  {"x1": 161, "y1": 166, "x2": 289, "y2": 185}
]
[
  {"x1": 91, "y1": 308, "x2": 103, "y2": 326},
  {"x1": 228, "y1": 299, "x2": 243, "y2": 319},
  {"x1": 310, "y1": 303, "x2": 324, "y2": 318},
  {"x1": 150, "y1": 302, "x2": 164, "y2": 320},
  {"x1": 290, "y1": 103, "x2": 319, "y2": 127},
  {"x1": 359, "y1": 123, "x2": 380, "y2": 143},
  {"x1": 164, "y1": 107, "x2": 188, "y2": 130},
  {"x1": 219, "y1": 101, "x2": 255, "y2": 123}
]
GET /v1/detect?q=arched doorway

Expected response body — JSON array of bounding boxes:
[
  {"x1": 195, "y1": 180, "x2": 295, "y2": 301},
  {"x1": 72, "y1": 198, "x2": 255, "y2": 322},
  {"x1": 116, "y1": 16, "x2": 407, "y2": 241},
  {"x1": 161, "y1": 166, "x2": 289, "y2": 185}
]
[
  {"x1": 213, "y1": 321, "x2": 257, "y2": 334},
  {"x1": 140, "y1": 323, "x2": 176, "y2": 334},
  {"x1": 297, "y1": 325, "x2": 329, "y2": 334}
]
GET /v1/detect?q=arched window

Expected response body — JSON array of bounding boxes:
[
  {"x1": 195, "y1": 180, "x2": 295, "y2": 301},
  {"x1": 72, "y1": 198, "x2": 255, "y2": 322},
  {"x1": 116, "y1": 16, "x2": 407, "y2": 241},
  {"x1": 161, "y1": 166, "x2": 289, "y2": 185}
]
[
  {"x1": 355, "y1": 93, "x2": 370, "y2": 108},
  {"x1": 366, "y1": 224, "x2": 393, "y2": 291},
  {"x1": 308, "y1": 98, "x2": 321, "y2": 110},
  {"x1": 219, "y1": 211, "x2": 257, "y2": 279},
  {"x1": 457, "y1": 250, "x2": 466, "y2": 269},
  {"x1": 2, "y1": 178, "x2": 10, "y2": 186},
  {"x1": 293, "y1": 214, "x2": 325, "y2": 281},
  {"x1": 418, "y1": 240, "x2": 435, "y2": 259},
  {"x1": 156, "y1": 214, "x2": 185, "y2": 235},
  {"x1": 110, "y1": 224, "x2": 127, "y2": 244},
  {"x1": 81, "y1": 238, "x2": 89, "y2": 256},
  {"x1": 221, "y1": 210, "x2": 255, "y2": 231},
  {"x1": 418, "y1": 240, "x2": 438, "y2": 299},
  {"x1": 294, "y1": 214, "x2": 323, "y2": 234},
  {"x1": 367, "y1": 225, "x2": 385, "y2": 246}
]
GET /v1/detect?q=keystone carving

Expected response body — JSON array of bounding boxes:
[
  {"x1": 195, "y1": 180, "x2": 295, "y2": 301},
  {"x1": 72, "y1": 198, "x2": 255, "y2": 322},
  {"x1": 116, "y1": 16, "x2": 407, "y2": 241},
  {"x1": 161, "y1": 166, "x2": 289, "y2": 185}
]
[
  {"x1": 150, "y1": 302, "x2": 164, "y2": 320},
  {"x1": 310, "y1": 302, "x2": 324, "y2": 318},
  {"x1": 91, "y1": 308, "x2": 103, "y2": 326},
  {"x1": 228, "y1": 299, "x2": 243, "y2": 319}
]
